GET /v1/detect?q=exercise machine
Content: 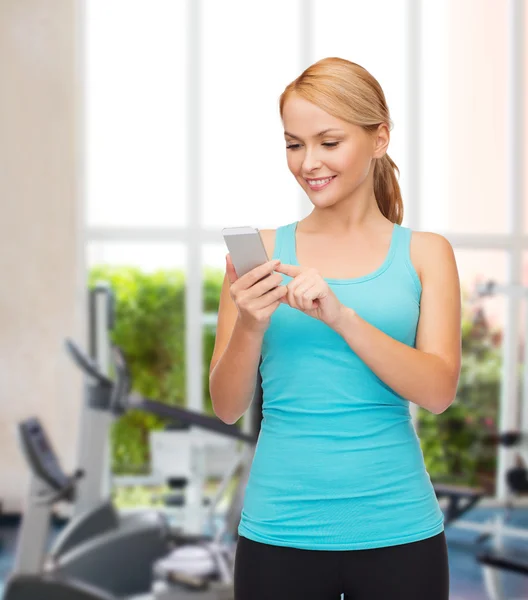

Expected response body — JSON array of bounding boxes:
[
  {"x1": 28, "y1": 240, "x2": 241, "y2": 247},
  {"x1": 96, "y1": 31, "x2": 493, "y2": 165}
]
[
  {"x1": 76, "y1": 284, "x2": 240, "y2": 536},
  {"x1": 434, "y1": 483, "x2": 486, "y2": 526},
  {"x1": 460, "y1": 280, "x2": 528, "y2": 599},
  {"x1": 476, "y1": 430, "x2": 528, "y2": 600},
  {"x1": 41, "y1": 284, "x2": 158, "y2": 562},
  {"x1": 5, "y1": 342, "x2": 260, "y2": 598},
  {"x1": 4, "y1": 416, "x2": 249, "y2": 598}
]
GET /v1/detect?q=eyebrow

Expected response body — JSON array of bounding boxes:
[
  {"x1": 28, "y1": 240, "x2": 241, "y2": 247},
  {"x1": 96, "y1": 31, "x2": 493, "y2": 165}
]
[{"x1": 284, "y1": 128, "x2": 344, "y2": 140}]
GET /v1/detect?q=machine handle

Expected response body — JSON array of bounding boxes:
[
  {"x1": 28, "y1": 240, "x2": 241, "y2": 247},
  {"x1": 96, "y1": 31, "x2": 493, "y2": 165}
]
[
  {"x1": 35, "y1": 468, "x2": 85, "y2": 505},
  {"x1": 64, "y1": 338, "x2": 113, "y2": 388}
]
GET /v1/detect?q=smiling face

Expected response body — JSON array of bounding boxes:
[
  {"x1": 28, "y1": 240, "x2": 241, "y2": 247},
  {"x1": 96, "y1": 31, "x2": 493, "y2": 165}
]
[{"x1": 282, "y1": 93, "x2": 384, "y2": 210}]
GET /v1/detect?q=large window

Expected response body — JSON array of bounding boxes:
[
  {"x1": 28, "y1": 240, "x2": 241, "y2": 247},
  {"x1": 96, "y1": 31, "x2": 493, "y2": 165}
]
[{"x1": 85, "y1": 1, "x2": 525, "y2": 493}]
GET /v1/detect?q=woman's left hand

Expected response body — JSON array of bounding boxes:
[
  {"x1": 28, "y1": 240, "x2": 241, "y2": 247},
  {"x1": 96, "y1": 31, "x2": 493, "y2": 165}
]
[{"x1": 274, "y1": 263, "x2": 346, "y2": 328}]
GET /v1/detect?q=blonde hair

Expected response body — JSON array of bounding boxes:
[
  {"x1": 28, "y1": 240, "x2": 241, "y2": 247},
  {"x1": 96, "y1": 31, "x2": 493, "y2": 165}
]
[{"x1": 279, "y1": 57, "x2": 403, "y2": 224}]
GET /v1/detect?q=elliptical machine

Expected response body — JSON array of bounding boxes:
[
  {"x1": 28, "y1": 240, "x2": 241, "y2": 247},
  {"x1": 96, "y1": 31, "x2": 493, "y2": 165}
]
[{"x1": 4, "y1": 416, "x2": 168, "y2": 599}]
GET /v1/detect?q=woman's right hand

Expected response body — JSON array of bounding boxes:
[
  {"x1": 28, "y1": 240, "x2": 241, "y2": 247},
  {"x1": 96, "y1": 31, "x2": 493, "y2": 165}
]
[{"x1": 226, "y1": 254, "x2": 289, "y2": 334}]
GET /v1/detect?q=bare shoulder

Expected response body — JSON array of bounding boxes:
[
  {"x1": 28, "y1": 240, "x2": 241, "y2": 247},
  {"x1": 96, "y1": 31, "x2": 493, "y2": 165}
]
[
  {"x1": 259, "y1": 228, "x2": 278, "y2": 261},
  {"x1": 410, "y1": 230, "x2": 457, "y2": 283}
]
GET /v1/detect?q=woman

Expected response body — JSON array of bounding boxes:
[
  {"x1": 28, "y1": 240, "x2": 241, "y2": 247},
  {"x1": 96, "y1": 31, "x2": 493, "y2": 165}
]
[{"x1": 209, "y1": 56, "x2": 460, "y2": 599}]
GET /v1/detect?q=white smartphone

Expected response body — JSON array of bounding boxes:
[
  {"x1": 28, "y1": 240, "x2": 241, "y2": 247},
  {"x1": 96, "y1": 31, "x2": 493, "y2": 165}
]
[{"x1": 222, "y1": 226, "x2": 272, "y2": 279}]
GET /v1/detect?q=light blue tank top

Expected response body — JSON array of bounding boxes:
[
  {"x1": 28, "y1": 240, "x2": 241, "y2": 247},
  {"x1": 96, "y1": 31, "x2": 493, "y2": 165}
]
[{"x1": 237, "y1": 220, "x2": 445, "y2": 550}]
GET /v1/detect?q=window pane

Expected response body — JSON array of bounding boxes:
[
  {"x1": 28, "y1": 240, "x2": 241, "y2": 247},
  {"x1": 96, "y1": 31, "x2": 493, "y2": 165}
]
[
  {"x1": 456, "y1": 249, "x2": 507, "y2": 331},
  {"x1": 87, "y1": 242, "x2": 186, "y2": 272},
  {"x1": 441, "y1": 1, "x2": 509, "y2": 234},
  {"x1": 201, "y1": 0, "x2": 301, "y2": 229},
  {"x1": 203, "y1": 244, "x2": 225, "y2": 273},
  {"x1": 85, "y1": 1, "x2": 187, "y2": 227}
]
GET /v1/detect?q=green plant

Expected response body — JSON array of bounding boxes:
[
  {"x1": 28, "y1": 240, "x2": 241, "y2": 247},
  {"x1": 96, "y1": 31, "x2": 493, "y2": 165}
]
[
  {"x1": 418, "y1": 285, "x2": 505, "y2": 488},
  {"x1": 112, "y1": 484, "x2": 170, "y2": 509},
  {"x1": 88, "y1": 266, "x2": 224, "y2": 474}
]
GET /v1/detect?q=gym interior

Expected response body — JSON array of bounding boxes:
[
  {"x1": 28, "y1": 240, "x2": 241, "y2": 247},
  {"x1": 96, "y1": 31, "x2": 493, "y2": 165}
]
[{"x1": 1, "y1": 1, "x2": 528, "y2": 599}]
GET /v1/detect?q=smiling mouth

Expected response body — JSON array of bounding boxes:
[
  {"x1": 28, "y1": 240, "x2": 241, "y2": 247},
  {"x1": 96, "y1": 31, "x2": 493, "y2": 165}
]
[{"x1": 305, "y1": 176, "x2": 337, "y2": 190}]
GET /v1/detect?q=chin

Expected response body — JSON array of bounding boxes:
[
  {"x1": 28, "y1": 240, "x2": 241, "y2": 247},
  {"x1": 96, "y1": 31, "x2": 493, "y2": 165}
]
[{"x1": 309, "y1": 192, "x2": 339, "y2": 203}]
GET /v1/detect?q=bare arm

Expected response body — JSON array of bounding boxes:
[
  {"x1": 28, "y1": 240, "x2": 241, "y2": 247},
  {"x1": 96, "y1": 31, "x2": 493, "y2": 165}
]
[
  {"x1": 209, "y1": 318, "x2": 265, "y2": 425},
  {"x1": 209, "y1": 229, "x2": 283, "y2": 424}
]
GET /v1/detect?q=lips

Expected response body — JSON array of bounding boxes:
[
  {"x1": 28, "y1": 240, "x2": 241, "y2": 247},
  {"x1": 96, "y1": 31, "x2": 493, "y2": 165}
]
[{"x1": 305, "y1": 175, "x2": 337, "y2": 190}]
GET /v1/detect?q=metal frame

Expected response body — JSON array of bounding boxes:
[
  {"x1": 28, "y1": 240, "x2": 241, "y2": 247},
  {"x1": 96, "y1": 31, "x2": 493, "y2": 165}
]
[
  {"x1": 406, "y1": 0, "x2": 423, "y2": 429},
  {"x1": 85, "y1": 227, "x2": 528, "y2": 250},
  {"x1": 496, "y1": 0, "x2": 526, "y2": 503},
  {"x1": 73, "y1": 285, "x2": 114, "y2": 517}
]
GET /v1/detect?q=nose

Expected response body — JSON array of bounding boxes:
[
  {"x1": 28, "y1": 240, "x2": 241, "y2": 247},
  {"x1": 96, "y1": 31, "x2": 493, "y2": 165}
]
[{"x1": 301, "y1": 148, "x2": 323, "y2": 173}]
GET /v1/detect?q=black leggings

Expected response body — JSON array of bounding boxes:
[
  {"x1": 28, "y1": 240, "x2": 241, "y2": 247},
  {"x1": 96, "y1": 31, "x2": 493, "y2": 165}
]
[{"x1": 234, "y1": 531, "x2": 449, "y2": 600}]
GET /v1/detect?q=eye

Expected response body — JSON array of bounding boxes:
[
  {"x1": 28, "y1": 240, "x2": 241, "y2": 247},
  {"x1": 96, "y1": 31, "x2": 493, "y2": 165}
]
[{"x1": 286, "y1": 142, "x2": 340, "y2": 150}]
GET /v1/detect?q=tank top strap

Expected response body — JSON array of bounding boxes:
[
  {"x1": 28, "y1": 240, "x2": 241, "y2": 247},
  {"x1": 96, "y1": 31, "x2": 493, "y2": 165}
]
[
  {"x1": 391, "y1": 224, "x2": 422, "y2": 295},
  {"x1": 271, "y1": 222, "x2": 296, "y2": 262}
]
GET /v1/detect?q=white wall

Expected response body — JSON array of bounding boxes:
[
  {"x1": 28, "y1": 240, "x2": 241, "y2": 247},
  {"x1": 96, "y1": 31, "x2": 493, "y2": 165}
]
[{"x1": 0, "y1": 0, "x2": 85, "y2": 512}]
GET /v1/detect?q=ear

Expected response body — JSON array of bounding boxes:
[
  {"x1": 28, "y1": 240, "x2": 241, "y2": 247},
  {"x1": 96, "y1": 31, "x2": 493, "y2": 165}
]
[{"x1": 373, "y1": 123, "x2": 390, "y2": 158}]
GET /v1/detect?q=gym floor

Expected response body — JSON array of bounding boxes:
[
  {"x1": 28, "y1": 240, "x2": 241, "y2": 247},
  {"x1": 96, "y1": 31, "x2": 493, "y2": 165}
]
[{"x1": 1, "y1": 507, "x2": 527, "y2": 599}]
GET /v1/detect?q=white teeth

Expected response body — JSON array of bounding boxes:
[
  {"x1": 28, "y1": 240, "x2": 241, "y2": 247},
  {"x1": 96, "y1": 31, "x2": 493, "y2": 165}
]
[{"x1": 308, "y1": 177, "x2": 333, "y2": 185}]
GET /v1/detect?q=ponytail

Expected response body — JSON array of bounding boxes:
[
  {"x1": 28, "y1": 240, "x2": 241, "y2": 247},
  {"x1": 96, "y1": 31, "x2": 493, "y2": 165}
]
[{"x1": 373, "y1": 153, "x2": 403, "y2": 224}]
